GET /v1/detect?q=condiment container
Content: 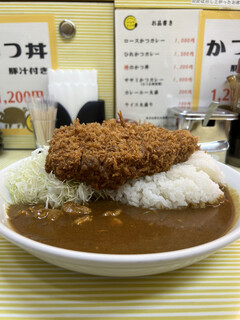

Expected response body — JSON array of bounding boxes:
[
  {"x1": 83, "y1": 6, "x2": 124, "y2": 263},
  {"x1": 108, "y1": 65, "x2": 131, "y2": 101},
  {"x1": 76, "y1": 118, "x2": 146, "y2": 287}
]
[
  {"x1": 226, "y1": 116, "x2": 240, "y2": 167},
  {"x1": 225, "y1": 59, "x2": 240, "y2": 167},
  {"x1": 167, "y1": 107, "x2": 238, "y2": 163}
]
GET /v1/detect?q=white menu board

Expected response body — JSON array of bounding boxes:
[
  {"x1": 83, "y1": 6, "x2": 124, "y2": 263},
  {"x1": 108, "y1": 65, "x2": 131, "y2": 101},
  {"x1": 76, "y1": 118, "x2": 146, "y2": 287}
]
[
  {"x1": 115, "y1": 9, "x2": 240, "y2": 127},
  {"x1": 115, "y1": 9, "x2": 200, "y2": 126}
]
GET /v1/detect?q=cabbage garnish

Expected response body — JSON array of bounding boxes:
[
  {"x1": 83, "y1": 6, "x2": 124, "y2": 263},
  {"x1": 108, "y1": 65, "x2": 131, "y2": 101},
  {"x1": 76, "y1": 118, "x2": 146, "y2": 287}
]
[{"x1": 6, "y1": 147, "x2": 94, "y2": 208}]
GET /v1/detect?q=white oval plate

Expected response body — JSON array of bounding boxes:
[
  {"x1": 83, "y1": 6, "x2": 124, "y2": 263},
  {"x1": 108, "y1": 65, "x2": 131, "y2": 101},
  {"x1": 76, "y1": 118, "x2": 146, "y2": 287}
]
[{"x1": 0, "y1": 160, "x2": 239, "y2": 277}]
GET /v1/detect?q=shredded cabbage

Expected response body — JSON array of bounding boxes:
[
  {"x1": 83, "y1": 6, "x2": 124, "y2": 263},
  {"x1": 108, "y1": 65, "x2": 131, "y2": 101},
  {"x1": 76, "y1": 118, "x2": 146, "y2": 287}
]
[{"x1": 6, "y1": 147, "x2": 94, "y2": 208}]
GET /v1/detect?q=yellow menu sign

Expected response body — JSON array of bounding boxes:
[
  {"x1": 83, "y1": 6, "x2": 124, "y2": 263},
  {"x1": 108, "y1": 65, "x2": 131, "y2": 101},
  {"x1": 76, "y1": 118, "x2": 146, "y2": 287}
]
[
  {"x1": 193, "y1": 10, "x2": 240, "y2": 108},
  {"x1": 0, "y1": 15, "x2": 58, "y2": 149}
]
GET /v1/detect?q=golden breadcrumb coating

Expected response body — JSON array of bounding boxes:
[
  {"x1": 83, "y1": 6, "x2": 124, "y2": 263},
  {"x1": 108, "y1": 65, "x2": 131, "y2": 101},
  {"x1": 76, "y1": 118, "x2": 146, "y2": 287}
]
[{"x1": 45, "y1": 117, "x2": 199, "y2": 190}]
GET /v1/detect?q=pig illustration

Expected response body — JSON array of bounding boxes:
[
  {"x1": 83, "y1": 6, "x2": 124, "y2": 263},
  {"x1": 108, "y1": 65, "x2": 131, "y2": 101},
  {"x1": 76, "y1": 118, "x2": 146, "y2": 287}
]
[{"x1": 0, "y1": 107, "x2": 28, "y2": 128}]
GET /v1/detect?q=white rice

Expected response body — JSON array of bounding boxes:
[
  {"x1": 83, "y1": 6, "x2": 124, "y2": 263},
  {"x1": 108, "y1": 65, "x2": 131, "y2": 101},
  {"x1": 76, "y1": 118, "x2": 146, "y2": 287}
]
[{"x1": 105, "y1": 151, "x2": 226, "y2": 209}]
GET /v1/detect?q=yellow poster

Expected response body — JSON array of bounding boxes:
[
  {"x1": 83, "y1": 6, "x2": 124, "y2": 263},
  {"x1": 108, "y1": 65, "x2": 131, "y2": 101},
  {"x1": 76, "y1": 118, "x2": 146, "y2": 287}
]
[
  {"x1": 193, "y1": 11, "x2": 240, "y2": 108},
  {"x1": 0, "y1": 15, "x2": 58, "y2": 149}
]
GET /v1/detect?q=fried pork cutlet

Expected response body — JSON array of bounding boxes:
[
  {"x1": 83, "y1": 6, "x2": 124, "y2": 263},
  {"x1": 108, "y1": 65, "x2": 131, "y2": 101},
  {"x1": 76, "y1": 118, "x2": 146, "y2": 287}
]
[{"x1": 45, "y1": 116, "x2": 199, "y2": 190}]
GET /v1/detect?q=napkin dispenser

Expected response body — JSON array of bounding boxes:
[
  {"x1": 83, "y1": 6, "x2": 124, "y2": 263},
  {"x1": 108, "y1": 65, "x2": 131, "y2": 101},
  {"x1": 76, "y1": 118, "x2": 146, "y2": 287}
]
[
  {"x1": 48, "y1": 69, "x2": 105, "y2": 127},
  {"x1": 167, "y1": 107, "x2": 238, "y2": 163},
  {"x1": 56, "y1": 100, "x2": 105, "y2": 128}
]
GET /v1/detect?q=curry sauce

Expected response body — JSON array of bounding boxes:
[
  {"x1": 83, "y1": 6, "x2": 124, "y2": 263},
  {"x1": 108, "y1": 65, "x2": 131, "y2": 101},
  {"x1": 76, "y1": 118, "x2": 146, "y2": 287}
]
[{"x1": 7, "y1": 188, "x2": 236, "y2": 254}]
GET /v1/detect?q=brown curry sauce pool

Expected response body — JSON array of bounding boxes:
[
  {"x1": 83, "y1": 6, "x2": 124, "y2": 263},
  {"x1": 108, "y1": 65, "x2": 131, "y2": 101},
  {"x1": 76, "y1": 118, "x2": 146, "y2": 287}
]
[{"x1": 7, "y1": 188, "x2": 236, "y2": 254}]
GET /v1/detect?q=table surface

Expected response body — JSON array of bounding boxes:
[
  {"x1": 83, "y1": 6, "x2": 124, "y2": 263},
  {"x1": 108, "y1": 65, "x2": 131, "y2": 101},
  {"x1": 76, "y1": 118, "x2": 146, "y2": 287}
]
[{"x1": 0, "y1": 149, "x2": 240, "y2": 320}]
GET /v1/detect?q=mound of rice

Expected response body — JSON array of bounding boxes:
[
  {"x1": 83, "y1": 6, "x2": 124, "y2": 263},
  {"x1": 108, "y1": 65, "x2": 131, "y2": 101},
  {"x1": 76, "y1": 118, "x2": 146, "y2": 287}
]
[
  {"x1": 106, "y1": 151, "x2": 226, "y2": 209},
  {"x1": 6, "y1": 148, "x2": 225, "y2": 210}
]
